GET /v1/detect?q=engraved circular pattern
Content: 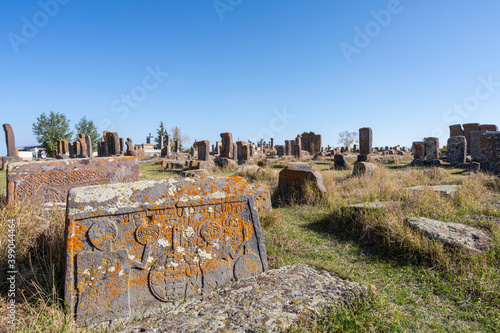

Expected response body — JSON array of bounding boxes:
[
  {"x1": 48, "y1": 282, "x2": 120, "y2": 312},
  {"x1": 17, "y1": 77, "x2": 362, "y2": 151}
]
[
  {"x1": 135, "y1": 218, "x2": 160, "y2": 245},
  {"x1": 87, "y1": 219, "x2": 118, "y2": 251}
]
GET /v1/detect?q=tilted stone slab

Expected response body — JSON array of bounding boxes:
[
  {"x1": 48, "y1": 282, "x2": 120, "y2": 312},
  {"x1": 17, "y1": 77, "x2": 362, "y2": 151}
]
[
  {"x1": 64, "y1": 176, "x2": 268, "y2": 327},
  {"x1": 404, "y1": 217, "x2": 491, "y2": 253},
  {"x1": 278, "y1": 163, "x2": 327, "y2": 195},
  {"x1": 6, "y1": 156, "x2": 139, "y2": 205},
  {"x1": 117, "y1": 264, "x2": 367, "y2": 333}
]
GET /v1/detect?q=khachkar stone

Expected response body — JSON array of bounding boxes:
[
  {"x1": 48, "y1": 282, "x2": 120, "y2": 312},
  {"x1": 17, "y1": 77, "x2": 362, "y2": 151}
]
[
  {"x1": 2, "y1": 123, "x2": 17, "y2": 157},
  {"x1": 6, "y1": 156, "x2": 139, "y2": 205},
  {"x1": 301, "y1": 132, "x2": 322, "y2": 155},
  {"x1": 479, "y1": 131, "x2": 500, "y2": 175},
  {"x1": 270, "y1": 138, "x2": 274, "y2": 150},
  {"x1": 220, "y1": 133, "x2": 233, "y2": 159},
  {"x1": 241, "y1": 144, "x2": 250, "y2": 161},
  {"x1": 174, "y1": 140, "x2": 180, "y2": 153},
  {"x1": 159, "y1": 135, "x2": 164, "y2": 150},
  {"x1": 236, "y1": 141, "x2": 244, "y2": 161},
  {"x1": 284, "y1": 140, "x2": 292, "y2": 156},
  {"x1": 278, "y1": 164, "x2": 326, "y2": 201},
  {"x1": 78, "y1": 134, "x2": 88, "y2": 158},
  {"x1": 195, "y1": 140, "x2": 210, "y2": 161},
  {"x1": 162, "y1": 136, "x2": 171, "y2": 157},
  {"x1": 86, "y1": 136, "x2": 93, "y2": 158},
  {"x1": 232, "y1": 143, "x2": 238, "y2": 161},
  {"x1": 462, "y1": 123, "x2": 480, "y2": 154},
  {"x1": 447, "y1": 136, "x2": 466, "y2": 165},
  {"x1": 424, "y1": 137, "x2": 439, "y2": 161},
  {"x1": 412, "y1": 141, "x2": 425, "y2": 160},
  {"x1": 359, "y1": 127, "x2": 372, "y2": 156},
  {"x1": 276, "y1": 145, "x2": 284, "y2": 157},
  {"x1": 480, "y1": 124, "x2": 498, "y2": 132},
  {"x1": 449, "y1": 124, "x2": 464, "y2": 138},
  {"x1": 294, "y1": 144, "x2": 302, "y2": 158},
  {"x1": 119, "y1": 138, "x2": 125, "y2": 154},
  {"x1": 64, "y1": 176, "x2": 268, "y2": 327}
]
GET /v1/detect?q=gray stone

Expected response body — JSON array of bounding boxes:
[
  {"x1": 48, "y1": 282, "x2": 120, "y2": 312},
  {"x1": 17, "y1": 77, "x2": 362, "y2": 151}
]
[
  {"x1": 333, "y1": 154, "x2": 348, "y2": 170},
  {"x1": 404, "y1": 217, "x2": 491, "y2": 253},
  {"x1": 447, "y1": 136, "x2": 466, "y2": 165},
  {"x1": 65, "y1": 176, "x2": 268, "y2": 328},
  {"x1": 470, "y1": 130, "x2": 486, "y2": 161},
  {"x1": 117, "y1": 264, "x2": 367, "y2": 333},
  {"x1": 424, "y1": 137, "x2": 439, "y2": 161},
  {"x1": 479, "y1": 131, "x2": 500, "y2": 175},
  {"x1": 359, "y1": 127, "x2": 372, "y2": 155},
  {"x1": 346, "y1": 201, "x2": 400, "y2": 211},
  {"x1": 407, "y1": 185, "x2": 462, "y2": 197}
]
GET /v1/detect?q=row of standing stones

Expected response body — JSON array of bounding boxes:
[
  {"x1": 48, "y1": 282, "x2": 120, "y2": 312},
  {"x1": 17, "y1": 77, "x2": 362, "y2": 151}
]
[{"x1": 2, "y1": 123, "x2": 499, "y2": 330}]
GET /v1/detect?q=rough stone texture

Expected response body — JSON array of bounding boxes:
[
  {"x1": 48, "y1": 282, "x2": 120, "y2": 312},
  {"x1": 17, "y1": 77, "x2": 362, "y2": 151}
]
[
  {"x1": 117, "y1": 264, "x2": 366, "y2": 333},
  {"x1": 352, "y1": 162, "x2": 377, "y2": 177},
  {"x1": 479, "y1": 131, "x2": 500, "y2": 175},
  {"x1": 250, "y1": 183, "x2": 272, "y2": 212},
  {"x1": 86, "y1": 135, "x2": 93, "y2": 157},
  {"x1": 463, "y1": 123, "x2": 481, "y2": 154},
  {"x1": 278, "y1": 163, "x2": 326, "y2": 196},
  {"x1": 447, "y1": 136, "x2": 466, "y2": 165},
  {"x1": 2, "y1": 123, "x2": 17, "y2": 157},
  {"x1": 195, "y1": 140, "x2": 210, "y2": 161},
  {"x1": 241, "y1": 144, "x2": 250, "y2": 161},
  {"x1": 284, "y1": 140, "x2": 292, "y2": 156},
  {"x1": 404, "y1": 217, "x2": 491, "y2": 253},
  {"x1": 346, "y1": 201, "x2": 400, "y2": 211},
  {"x1": 220, "y1": 132, "x2": 234, "y2": 158},
  {"x1": 181, "y1": 169, "x2": 210, "y2": 177},
  {"x1": 270, "y1": 138, "x2": 274, "y2": 149},
  {"x1": 65, "y1": 176, "x2": 268, "y2": 327},
  {"x1": 469, "y1": 162, "x2": 480, "y2": 173},
  {"x1": 412, "y1": 141, "x2": 425, "y2": 160},
  {"x1": 6, "y1": 156, "x2": 139, "y2": 205},
  {"x1": 214, "y1": 156, "x2": 237, "y2": 168},
  {"x1": 359, "y1": 127, "x2": 372, "y2": 156},
  {"x1": 333, "y1": 154, "x2": 348, "y2": 170},
  {"x1": 449, "y1": 124, "x2": 464, "y2": 138},
  {"x1": 1, "y1": 156, "x2": 20, "y2": 170},
  {"x1": 276, "y1": 145, "x2": 285, "y2": 157},
  {"x1": 480, "y1": 124, "x2": 498, "y2": 132},
  {"x1": 301, "y1": 132, "x2": 322, "y2": 155},
  {"x1": 407, "y1": 185, "x2": 462, "y2": 197},
  {"x1": 424, "y1": 137, "x2": 439, "y2": 161},
  {"x1": 470, "y1": 130, "x2": 486, "y2": 161},
  {"x1": 187, "y1": 160, "x2": 215, "y2": 170},
  {"x1": 294, "y1": 144, "x2": 302, "y2": 158}
]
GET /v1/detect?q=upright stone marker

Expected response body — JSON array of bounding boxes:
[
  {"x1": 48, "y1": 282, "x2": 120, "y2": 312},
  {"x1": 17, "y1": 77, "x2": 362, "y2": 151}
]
[
  {"x1": 7, "y1": 156, "x2": 139, "y2": 205},
  {"x1": 463, "y1": 123, "x2": 480, "y2": 154},
  {"x1": 220, "y1": 132, "x2": 233, "y2": 159},
  {"x1": 64, "y1": 176, "x2": 268, "y2": 327},
  {"x1": 195, "y1": 140, "x2": 210, "y2": 161},
  {"x1": 412, "y1": 141, "x2": 425, "y2": 160},
  {"x1": 447, "y1": 136, "x2": 466, "y2": 165},
  {"x1": 424, "y1": 137, "x2": 439, "y2": 161},
  {"x1": 85, "y1": 135, "x2": 93, "y2": 158},
  {"x1": 359, "y1": 127, "x2": 372, "y2": 156},
  {"x1": 480, "y1": 124, "x2": 498, "y2": 132},
  {"x1": 479, "y1": 131, "x2": 500, "y2": 175},
  {"x1": 270, "y1": 138, "x2": 274, "y2": 150},
  {"x1": 470, "y1": 130, "x2": 486, "y2": 161},
  {"x1": 2, "y1": 123, "x2": 17, "y2": 157},
  {"x1": 449, "y1": 124, "x2": 464, "y2": 138}
]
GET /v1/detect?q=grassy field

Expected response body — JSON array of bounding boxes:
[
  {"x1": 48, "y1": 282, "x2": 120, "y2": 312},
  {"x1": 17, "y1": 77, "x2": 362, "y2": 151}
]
[{"x1": 1, "y1": 158, "x2": 499, "y2": 332}]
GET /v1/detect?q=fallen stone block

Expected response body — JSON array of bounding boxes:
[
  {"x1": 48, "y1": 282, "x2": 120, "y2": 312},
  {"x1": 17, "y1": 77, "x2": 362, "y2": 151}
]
[
  {"x1": 278, "y1": 163, "x2": 327, "y2": 200},
  {"x1": 352, "y1": 162, "x2": 378, "y2": 176},
  {"x1": 117, "y1": 264, "x2": 367, "y2": 333},
  {"x1": 404, "y1": 217, "x2": 491, "y2": 253},
  {"x1": 6, "y1": 156, "x2": 139, "y2": 205},
  {"x1": 345, "y1": 201, "x2": 401, "y2": 212},
  {"x1": 64, "y1": 176, "x2": 268, "y2": 327},
  {"x1": 406, "y1": 185, "x2": 462, "y2": 198}
]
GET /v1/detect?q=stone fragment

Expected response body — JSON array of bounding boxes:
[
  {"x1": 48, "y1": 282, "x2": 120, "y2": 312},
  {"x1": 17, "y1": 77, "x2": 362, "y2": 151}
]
[
  {"x1": 480, "y1": 124, "x2": 498, "y2": 132},
  {"x1": 359, "y1": 127, "x2": 372, "y2": 155},
  {"x1": 424, "y1": 137, "x2": 439, "y2": 161},
  {"x1": 479, "y1": 131, "x2": 500, "y2": 175},
  {"x1": 278, "y1": 163, "x2": 327, "y2": 199},
  {"x1": 214, "y1": 156, "x2": 237, "y2": 168},
  {"x1": 352, "y1": 162, "x2": 377, "y2": 176},
  {"x1": 117, "y1": 264, "x2": 366, "y2": 333},
  {"x1": 447, "y1": 136, "x2": 466, "y2": 165},
  {"x1": 7, "y1": 156, "x2": 139, "y2": 205},
  {"x1": 64, "y1": 176, "x2": 268, "y2": 327},
  {"x1": 346, "y1": 201, "x2": 400, "y2": 212},
  {"x1": 407, "y1": 185, "x2": 462, "y2": 197},
  {"x1": 181, "y1": 169, "x2": 210, "y2": 177},
  {"x1": 405, "y1": 217, "x2": 491, "y2": 253},
  {"x1": 250, "y1": 183, "x2": 272, "y2": 212},
  {"x1": 333, "y1": 154, "x2": 348, "y2": 170}
]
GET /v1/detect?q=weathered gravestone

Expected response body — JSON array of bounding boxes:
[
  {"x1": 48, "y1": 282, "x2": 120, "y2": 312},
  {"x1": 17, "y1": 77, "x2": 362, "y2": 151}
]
[
  {"x1": 352, "y1": 162, "x2": 378, "y2": 177},
  {"x1": 278, "y1": 164, "x2": 326, "y2": 201},
  {"x1": 7, "y1": 156, "x2": 139, "y2": 205},
  {"x1": 479, "y1": 131, "x2": 500, "y2": 175},
  {"x1": 447, "y1": 136, "x2": 466, "y2": 165},
  {"x1": 220, "y1": 132, "x2": 233, "y2": 159},
  {"x1": 334, "y1": 154, "x2": 348, "y2": 170},
  {"x1": 462, "y1": 123, "x2": 480, "y2": 154},
  {"x1": 195, "y1": 140, "x2": 210, "y2": 161},
  {"x1": 64, "y1": 176, "x2": 268, "y2": 327},
  {"x1": 480, "y1": 124, "x2": 498, "y2": 132},
  {"x1": 424, "y1": 137, "x2": 439, "y2": 161},
  {"x1": 412, "y1": 141, "x2": 425, "y2": 160},
  {"x1": 449, "y1": 124, "x2": 464, "y2": 138},
  {"x1": 470, "y1": 130, "x2": 486, "y2": 161},
  {"x1": 359, "y1": 127, "x2": 372, "y2": 156},
  {"x1": 2, "y1": 123, "x2": 21, "y2": 169}
]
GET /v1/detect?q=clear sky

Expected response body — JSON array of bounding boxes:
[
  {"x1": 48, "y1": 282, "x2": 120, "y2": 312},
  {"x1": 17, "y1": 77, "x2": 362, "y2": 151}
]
[{"x1": 2, "y1": 0, "x2": 500, "y2": 155}]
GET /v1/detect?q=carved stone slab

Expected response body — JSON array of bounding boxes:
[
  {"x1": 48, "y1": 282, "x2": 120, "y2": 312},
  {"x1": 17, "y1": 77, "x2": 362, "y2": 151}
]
[
  {"x1": 64, "y1": 176, "x2": 268, "y2": 327},
  {"x1": 6, "y1": 156, "x2": 139, "y2": 205}
]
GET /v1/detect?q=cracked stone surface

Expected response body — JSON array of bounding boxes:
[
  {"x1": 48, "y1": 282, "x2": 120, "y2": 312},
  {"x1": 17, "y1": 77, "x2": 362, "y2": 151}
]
[
  {"x1": 118, "y1": 264, "x2": 367, "y2": 333},
  {"x1": 405, "y1": 217, "x2": 491, "y2": 253}
]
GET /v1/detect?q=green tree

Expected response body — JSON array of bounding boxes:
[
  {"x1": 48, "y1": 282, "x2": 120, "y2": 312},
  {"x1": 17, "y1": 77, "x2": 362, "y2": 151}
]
[
  {"x1": 75, "y1": 116, "x2": 101, "y2": 150},
  {"x1": 171, "y1": 126, "x2": 190, "y2": 151},
  {"x1": 155, "y1": 121, "x2": 169, "y2": 146},
  {"x1": 32, "y1": 111, "x2": 73, "y2": 154},
  {"x1": 337, "y1": 131, "x2": 358, "y2": 148}
]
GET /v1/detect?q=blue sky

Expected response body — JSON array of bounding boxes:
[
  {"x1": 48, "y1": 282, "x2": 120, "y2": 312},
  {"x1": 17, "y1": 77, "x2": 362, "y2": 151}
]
[{"x1": 2, "y1": 0, "x2": 500, "y2": 155}]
